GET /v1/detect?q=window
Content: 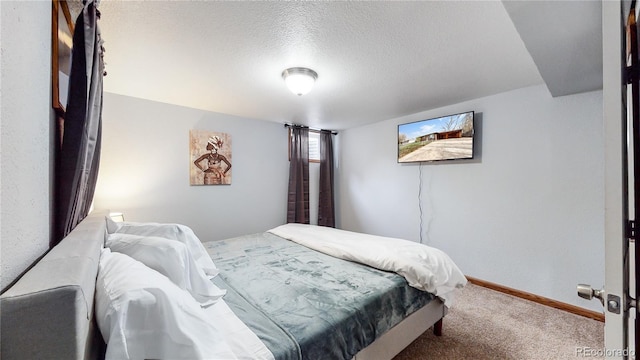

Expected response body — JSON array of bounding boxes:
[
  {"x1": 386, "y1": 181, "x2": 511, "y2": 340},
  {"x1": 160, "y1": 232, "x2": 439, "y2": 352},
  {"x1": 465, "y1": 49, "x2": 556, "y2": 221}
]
[
  {"x1": 288, "y1": 128, "x2": 320, "y2": 163},
  {"x1": 308, "y1": 131, "x2": 320, "y2": 162}
]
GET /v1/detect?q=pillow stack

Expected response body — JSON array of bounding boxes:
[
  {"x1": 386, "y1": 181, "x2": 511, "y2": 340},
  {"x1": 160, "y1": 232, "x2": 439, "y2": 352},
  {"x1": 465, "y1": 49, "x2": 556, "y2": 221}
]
[
  {"x1": 105, "y1": 233, "x2": 226, "y2": 306},
  {"x1": 97, "y1": 217, "x2": 230, "y2": 360},
  {"x1": 105, "y1": 217, "x2": 219, "y2": 278}
]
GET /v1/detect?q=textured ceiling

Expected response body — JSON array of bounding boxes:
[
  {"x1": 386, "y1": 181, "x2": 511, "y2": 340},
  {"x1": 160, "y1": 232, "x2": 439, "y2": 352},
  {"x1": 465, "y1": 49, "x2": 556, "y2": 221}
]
[{"x1": 97, "y1": 1, "x2": 599, "y2": 131}]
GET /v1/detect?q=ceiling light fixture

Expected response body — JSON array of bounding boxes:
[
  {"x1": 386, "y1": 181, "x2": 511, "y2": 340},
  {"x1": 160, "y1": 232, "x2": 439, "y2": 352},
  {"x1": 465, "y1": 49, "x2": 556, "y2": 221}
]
[{"x1": 282, "y1": 67, "x2": 318, "y2": 96}]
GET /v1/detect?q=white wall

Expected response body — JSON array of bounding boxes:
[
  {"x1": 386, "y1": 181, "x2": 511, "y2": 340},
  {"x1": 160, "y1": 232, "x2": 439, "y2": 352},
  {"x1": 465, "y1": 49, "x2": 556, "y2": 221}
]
[
  {"x1": 0, "y1": 1, "x2": 53, "y2": 290},
  {"x1": 94, "y1": 93, "x2": 291, "y2": 242},
  {"x1": 338, "y1": 84, "x2": 605, "y2": 311}
]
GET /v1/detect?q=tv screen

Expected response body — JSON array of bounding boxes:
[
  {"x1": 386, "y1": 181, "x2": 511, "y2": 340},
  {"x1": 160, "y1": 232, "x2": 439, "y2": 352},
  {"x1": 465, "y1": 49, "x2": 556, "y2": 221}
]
[{"x1": 397, "y1": 111, "x2": 474, "y2": 163}]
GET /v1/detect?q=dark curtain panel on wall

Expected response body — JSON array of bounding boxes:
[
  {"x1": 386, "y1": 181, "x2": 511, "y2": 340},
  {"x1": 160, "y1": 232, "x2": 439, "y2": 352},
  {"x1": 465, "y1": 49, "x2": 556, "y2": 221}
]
[
  {"x1": 318, "y1": 130, "x2": 335, "y2": 227},
  {"x1": 53, "y1": 0, "x2": 105, "y2": 247},
  {"x1": 287, "y1": 127, "x2": 310, "y2": 224}
]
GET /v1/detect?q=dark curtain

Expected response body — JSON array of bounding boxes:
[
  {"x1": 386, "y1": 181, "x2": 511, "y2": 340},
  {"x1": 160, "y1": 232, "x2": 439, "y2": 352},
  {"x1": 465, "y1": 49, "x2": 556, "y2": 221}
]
[
  {"x1": 287, "y1": 127, "x2": 310, "y2": 224},
  {"x1": 53, "y1": 0, "x2": 105, "y2": 247},
  {"x1": 318, "y1": 130, "x2": 335, "y2": 227}
]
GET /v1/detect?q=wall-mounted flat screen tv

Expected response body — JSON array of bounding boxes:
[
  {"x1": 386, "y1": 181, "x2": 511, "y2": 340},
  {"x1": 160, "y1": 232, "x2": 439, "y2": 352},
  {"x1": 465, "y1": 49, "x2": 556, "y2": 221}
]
[{"x1": 397, "y1": 111, "x2": 474, "y2": 163}]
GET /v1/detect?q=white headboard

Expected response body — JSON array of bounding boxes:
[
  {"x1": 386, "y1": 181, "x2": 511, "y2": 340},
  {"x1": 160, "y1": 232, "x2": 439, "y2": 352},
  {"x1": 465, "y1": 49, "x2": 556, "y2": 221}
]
[{"x1": 1, "y1": 210, "x2": 108, "y2": 359}]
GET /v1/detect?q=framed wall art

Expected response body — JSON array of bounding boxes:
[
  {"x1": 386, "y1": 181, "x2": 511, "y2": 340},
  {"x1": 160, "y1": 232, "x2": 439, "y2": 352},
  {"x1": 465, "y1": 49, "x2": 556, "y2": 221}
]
[
  {"x1": 52, "y1": 0, "x2": 74, "y2": 117},
  {"x1": 189, "y1": 130, "x2": 232, "y2": 185}
]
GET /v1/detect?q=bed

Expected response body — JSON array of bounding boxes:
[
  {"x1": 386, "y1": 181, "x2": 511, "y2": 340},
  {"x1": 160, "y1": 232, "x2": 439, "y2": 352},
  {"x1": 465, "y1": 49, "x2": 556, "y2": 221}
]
[{"x1": 0, "y1": 210, "x2": 466, "y2": 360}]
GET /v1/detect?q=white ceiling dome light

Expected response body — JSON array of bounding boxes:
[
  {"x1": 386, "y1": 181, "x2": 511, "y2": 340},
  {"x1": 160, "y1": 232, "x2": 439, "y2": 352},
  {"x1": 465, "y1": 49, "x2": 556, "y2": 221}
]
[{"x1": 282, "y1": 67, "x2": 318, "y2": 96}]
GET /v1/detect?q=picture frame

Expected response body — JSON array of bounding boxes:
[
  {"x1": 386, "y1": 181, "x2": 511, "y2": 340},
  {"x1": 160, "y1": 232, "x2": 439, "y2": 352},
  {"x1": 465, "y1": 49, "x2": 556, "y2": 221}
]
[
  {"x1": 52, "y1": 0, "x2": 74, "y2": 118},
  {"x1": 189, "y1": 130, "x2": 233, "y2": 185}
]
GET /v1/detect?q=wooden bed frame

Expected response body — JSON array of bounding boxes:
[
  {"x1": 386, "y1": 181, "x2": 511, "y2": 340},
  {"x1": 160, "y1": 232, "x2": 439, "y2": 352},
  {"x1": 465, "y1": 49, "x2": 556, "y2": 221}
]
[{"x1": 0, "y1": 211, "x2": 447, "y2": 360}]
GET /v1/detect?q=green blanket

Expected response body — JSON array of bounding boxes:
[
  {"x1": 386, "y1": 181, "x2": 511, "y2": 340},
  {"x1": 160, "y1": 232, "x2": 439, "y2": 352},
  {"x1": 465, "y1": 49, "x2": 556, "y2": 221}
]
[{"x1": 205, "y1": 232, "x2": 435, "y2": 360}]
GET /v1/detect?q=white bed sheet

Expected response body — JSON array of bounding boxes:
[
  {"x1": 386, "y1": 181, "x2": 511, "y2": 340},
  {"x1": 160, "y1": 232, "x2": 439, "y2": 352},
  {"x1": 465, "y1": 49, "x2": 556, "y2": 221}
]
[
  {"x1": 97, "y1": 247, "x2": 274, "y2": 360},
  {"x1": 268, "y1": 223, "x2": 467, "y2": 307},
  {"x1": 204, "y1": 298, "x2": 275, "y2": 360}
]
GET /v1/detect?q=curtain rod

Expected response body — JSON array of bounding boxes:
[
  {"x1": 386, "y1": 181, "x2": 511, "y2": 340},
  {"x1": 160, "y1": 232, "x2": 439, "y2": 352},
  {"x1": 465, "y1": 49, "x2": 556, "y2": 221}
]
[{"x1": 284, "y1": 123, "x2": 338, "y2": 135}]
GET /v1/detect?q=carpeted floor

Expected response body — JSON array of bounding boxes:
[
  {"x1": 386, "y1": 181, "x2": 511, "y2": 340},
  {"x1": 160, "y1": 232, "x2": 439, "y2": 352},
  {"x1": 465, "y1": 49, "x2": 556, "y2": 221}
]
[{"x1": 393, "y1": 283, "x2": 605, "y2": 359}]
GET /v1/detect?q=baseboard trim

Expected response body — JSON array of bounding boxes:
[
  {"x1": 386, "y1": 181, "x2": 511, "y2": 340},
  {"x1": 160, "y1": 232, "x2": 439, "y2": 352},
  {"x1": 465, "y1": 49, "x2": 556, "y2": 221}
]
[{"x1": 465, "y1": 276, "x2": 605, "y2": 322}]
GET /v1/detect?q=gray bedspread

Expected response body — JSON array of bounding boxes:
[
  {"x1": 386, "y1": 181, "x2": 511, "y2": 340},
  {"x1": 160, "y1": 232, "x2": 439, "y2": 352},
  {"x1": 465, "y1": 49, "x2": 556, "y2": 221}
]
[{"x1": 205, "y1": 232, "x2": 435, "y2": 360}]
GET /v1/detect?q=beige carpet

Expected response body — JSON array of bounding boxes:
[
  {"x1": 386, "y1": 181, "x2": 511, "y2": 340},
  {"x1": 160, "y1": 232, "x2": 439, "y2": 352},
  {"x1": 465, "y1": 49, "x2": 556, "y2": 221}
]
[{"x1": 393, "y1": 283, "x2": 605, "y2": 359}]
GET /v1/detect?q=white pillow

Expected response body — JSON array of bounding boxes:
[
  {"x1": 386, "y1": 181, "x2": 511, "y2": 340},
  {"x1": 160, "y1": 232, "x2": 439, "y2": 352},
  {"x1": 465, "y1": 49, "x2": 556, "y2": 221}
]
[
  {"x1": 106, "y1": 233, "x2": 226, "y2": 306},
  {"x1": 105, "y1": 216, "x2": 121, "y2": 234},
  {"x1": 105, "y1": 219, "x2": 218, "y2": 277},
  {"x1": 95, "y1": 248, "x2": 238, "y2": 360}
]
